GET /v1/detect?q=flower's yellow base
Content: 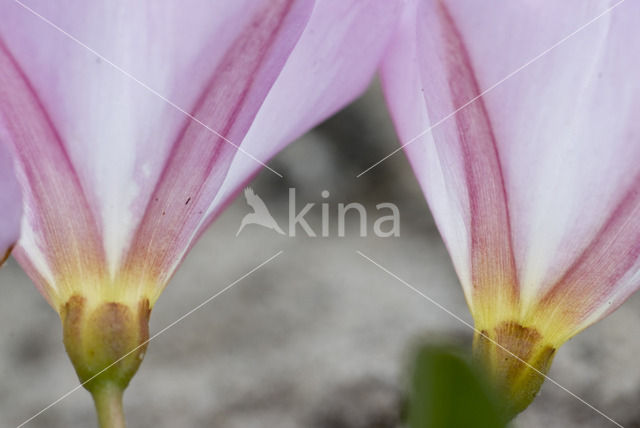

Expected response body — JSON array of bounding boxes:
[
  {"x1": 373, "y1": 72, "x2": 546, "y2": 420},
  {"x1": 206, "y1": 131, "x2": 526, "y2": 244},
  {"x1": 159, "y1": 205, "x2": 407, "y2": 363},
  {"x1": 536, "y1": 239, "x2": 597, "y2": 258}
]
[
  {"x1": 473, "y1": 321, "x2": 556, "y2": 418},
  {"x1": 60, "y1": 295, "x2": 151, "y2": 427}
]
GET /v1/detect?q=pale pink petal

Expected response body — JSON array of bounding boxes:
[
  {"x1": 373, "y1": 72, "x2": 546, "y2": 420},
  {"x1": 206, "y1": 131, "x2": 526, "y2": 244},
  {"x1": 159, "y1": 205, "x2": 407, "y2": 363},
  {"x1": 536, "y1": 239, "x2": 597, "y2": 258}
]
[
  {"x1": 381, "y1": 0, "x2": 481, "y2": 307},
  {"x1": 208, "y1": 0, "x2": 404, "y2": 224},
  {"x1": 0, "y1": 0, "x2": 317, "y2": 301},
  {"x1": 0, "y1": 140, "x2": 22, "y2": 266},
  {"x1": 0, "y1": 0, "x2": 310, "y2": 278},
  {"x1": 2, "y1": 0, "x2": 403, "y2": 307},
  {"x1": 118, "y1": 0, "x2": 314, "y2": 300},
  {"x1": 0, "y1": 41, "x2": 106, "y2": 304},
  {"x1": 382, "y1": 0, "x2": 640, "y2": 335},
  {"x1": 120, "y1": 0, "x2": 403, "y2": 299}
]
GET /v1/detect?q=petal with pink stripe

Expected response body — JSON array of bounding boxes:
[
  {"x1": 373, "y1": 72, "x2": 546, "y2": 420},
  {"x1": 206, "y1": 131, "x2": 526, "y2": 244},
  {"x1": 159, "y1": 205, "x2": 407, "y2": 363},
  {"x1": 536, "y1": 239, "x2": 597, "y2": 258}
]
[{"x1": 382, "y1": 0, "x2": 640, "y2": 340}]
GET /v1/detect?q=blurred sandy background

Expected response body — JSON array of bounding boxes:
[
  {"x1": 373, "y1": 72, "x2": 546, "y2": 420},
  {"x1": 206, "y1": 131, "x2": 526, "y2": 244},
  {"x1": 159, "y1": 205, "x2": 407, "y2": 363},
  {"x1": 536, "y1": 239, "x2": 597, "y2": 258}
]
[{"x1": 1, "y1": 83, "x2": 639, "y2": 428}]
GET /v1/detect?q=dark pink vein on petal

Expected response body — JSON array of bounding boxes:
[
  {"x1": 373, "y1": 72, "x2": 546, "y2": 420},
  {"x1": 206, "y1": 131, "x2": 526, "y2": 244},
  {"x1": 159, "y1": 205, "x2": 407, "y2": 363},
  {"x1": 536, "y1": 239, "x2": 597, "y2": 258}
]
[
  {"x1": 0, "y1": 40, "x2": 106, "y2": 302},
  {"x1": 119, "y1": 0, "x2": 311, "y2": 294},
  {"x1": 435, "y1": 2, "x2": 519, "y2": 305},
  {"x1": 538, "y1": 171, "x2": 640, "y2": 326}
]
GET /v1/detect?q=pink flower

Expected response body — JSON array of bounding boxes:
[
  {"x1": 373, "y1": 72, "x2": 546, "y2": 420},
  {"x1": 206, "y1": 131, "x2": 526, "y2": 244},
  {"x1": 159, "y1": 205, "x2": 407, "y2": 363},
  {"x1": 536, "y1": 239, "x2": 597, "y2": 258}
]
[
  {"x1": 381, "y1": 0, "x2": 640, "y2": 414},
  {"x1": 2, "y1": 0, "x2": 400, "y2": 309},
  {"x1": 0, "y1": 141, "x2": 22, "y2": 266},
  {"x1": 0, "y1": 0, "x2": 401, "y2": 419}
]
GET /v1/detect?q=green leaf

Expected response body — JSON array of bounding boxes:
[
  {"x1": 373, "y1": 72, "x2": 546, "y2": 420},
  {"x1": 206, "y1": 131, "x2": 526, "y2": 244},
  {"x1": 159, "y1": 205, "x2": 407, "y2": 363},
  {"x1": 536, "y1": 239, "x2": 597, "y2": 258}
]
[{"x1": 408, "y1": 345, "x2": 508, "y2": 428}]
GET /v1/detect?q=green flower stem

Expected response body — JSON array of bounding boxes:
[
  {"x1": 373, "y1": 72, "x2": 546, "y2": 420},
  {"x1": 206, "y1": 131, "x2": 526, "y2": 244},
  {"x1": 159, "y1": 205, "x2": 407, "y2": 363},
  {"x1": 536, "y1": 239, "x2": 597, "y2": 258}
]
[{"x1": 92, "y1": 382, "x2": 126, "y2": 428}]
